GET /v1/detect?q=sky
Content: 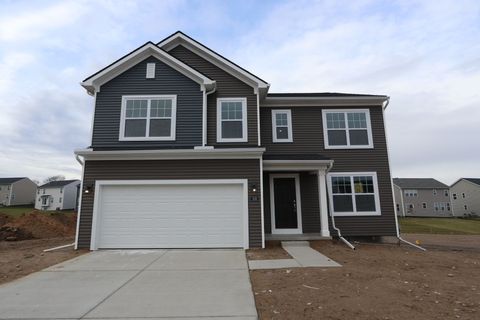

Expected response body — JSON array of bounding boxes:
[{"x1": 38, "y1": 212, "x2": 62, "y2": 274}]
[{"x1": 0, "y1": 0, "x2": 479, "y2": 185}]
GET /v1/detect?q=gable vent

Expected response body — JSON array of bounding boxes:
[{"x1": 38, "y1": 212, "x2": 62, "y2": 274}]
[{"x1": 146, "y1": 63, "x2": 155, "y2": 79}]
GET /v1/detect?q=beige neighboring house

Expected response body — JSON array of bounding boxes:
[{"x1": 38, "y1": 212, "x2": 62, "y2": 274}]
[
  {"x1": 35, "y1": 180, "x2": 81, "y2": 211},
  {"x1": 393, "y1": 178, "x2": 451, "y2": 217},
  {"x1": 0, "y1": 177, "x2": 37, "y2": 206},
  {"x1": 450, "y1": 178, "x2": 480, "y2": 217}
]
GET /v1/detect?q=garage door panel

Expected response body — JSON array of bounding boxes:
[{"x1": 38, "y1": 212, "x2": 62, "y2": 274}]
[{"x1": 95, "y1": 183, "x2": 245, "y2": 249}]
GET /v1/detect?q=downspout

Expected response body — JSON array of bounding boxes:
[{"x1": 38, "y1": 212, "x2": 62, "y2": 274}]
[
  {"x1": 203, "y1": 84, "x2": 217, "y2": 147},
  {"x1": 74, "y1": 154, "x2": 85, "y2": 250},
  {"x1": 326, "y1": 162, "x2": 356, "y2": 250},
  {"x1": 382, "y1": 98, "x2": 426, "y2": 251}
]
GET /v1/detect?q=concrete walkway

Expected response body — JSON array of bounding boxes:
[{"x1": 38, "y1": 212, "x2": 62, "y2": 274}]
[
  {"x1": 249, "y1": 241, "x2": 341, "y2": 270},
  {"x1": 0, "y1": 249, "x2": 258, "y2": 320}
]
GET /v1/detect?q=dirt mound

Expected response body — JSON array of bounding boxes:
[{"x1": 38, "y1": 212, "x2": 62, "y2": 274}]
[{"x1": 0, "y1": 212, "x2": 76, "y2": 241}]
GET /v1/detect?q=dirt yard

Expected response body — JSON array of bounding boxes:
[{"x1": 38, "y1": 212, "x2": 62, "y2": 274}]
[
  {"x1": 0, "y1": 237, "x2": 87, "y2": 285},
  {"x1": 249, "y1": 239, "x2": 480, "y2": 320}
]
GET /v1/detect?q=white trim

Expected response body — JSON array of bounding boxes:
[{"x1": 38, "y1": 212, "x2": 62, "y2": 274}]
[
  {"x1": 158, "y1": 33, "x2": 269, "y2": 90},
  {"x1": 89, "y1": 92, "x2": 97, "y2": 146},
  {"x1": 119, "y1": 95, "x2": 177, "y2": 141},
  {"x1": 90, "y1": 179, "x2": 250, "y2": 250},
  {"x1": 74, "y1": 157, "x2": 85, "y2": 250},
  {"x1": 263, "y1": 159, "x2": 333, "y2": 172},
  {"x1": 261, "y1": 96, "x2": 388, "y2": 108},
  {"x1": 146, "y1": 63, "x2": 155, "y2": 78},
  {"x1": 317, "y1": 170, "x2": 330, "y2": 237},
  {"x1": 326, "y1": 172, "x2": 381, "y2": 216},
  {"x1": 269, "y1": 173, "x2": 303, "y2": 234},
  {"x1": 74, "y1": 147, "x2": 265, "y2": 161},
  {"x1": 81, "y1": 42, "x2": 215, "y2": 94},
  {"x1": 322, "y1": 109, "x2": 374, "y2": 149},
  {"x1": 216, "y1": 97, "x2": 248, "y2": 143},
  {"x1": 7, "y1": 184, "x2": 13, "y2": 206},
  {"x1": 271, "y1": 109, "x2": 293, "y2": 143},
  {"x1": 259, "y1": 158, "x2": 265, "y2": 248},
  {"x1": 256, "y1": 91, "x2": 261, "y2": 146}
]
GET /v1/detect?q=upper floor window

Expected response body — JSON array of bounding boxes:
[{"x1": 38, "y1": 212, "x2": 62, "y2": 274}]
[
  {"x1": 444, "y1": 190, "x2": 449, "y2": 197},
  {"x1": 433, "y1": 189, "x2": 437, "y2": 196},
  {"x1": 452, "y1": 193, "x2": 457, "y2": 200},
  {"x1": 322, "y1": 109, "x2": 373, "y2": 149},
  {"x1": 327, "y1": 172, "x2": 381, "y2": 216},
  {"x1": 217, "y1": 98, "x2": 247, "y2": 142},
  {"x1": 120, "y1": 95, "x2": 177, "y2": 141},
  {"x1": 404, "y1": 189, "x2": 418, "y2": 197},
  {"x1": 272, "y1": 110, "x2": 293, "y2": 142}
]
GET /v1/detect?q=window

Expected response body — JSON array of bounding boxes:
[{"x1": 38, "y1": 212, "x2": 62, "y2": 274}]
[
  {"x1": 434, "y1": 203, "x2": 439, "y2": 211},
  {"x1": 120, "y1": 95, "x2": 177, "y2": 141},
  {"x1": 37, "y1": 189, "x2": 39, "y2": 194},
  {"x1": 272, "y1": 110, "x2": 293, "y2": 142},
  {"x1": 396, "y1": 203, "x2": 400, "y2": 212},
  {"x1": 447, "y1": 203, "x2": 451, "y2": 211},
  {"x1": 404, "y1": 189, "x2": 418, "y2": 197},
  {"x1": 328, "y1": 172, "x2": 380, "y2": 216},
  {"x1": 433, "y1": 189, "x2": 437, "y2": 196},
  {"x1": 42, "y1": 197, "x2": 48, "y2": 205},
  {"x1": 406, "y1": 203, "x2": 414, "y2": 213},
  {"x1": 462, "y1": 193, "x2": 466, "y2": 198},
  {"x1": 217, "y1": 98, "x2": 247, "y2": 142},
  {"x1": 422, "y1": 203, "x2": 427, "y2": 209},
  {"x1": 435, "y1": 202, "x2": 448, "y2": 211},
  {"x1": 42, "y1": 189, "x2": 45, "y2": 194},
  {"x1": 453, "y1": 193, "x2": 457, "y2": 200},
  {"x1": 59, "y1": 197, "x2": 62, "y2": 203},
  {"x1": 444, "y1": 190, "x2": 449, "y2": 197},
  {"x1": 464, "y1": 205, "x2": 468, "y2": 210},
  {"x1": 322, "y1": 109, "x2": 373, "y2": 149},
  {"x1": 60, "y1": 188, "x2": 63, "y2": 194}
]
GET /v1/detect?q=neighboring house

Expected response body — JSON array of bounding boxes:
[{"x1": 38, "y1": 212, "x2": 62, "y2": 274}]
[
  {"x1": 35, "y1": 180, "x2": 81, "y2": 211},
  {"x1": 74, "y1": 31, "x2": 397, "y2": 250},
  {"x1": 0, "y1": 177, "x2": 37, "y2": 206},
  {"x1": 450, "y1": 178, "x2": 480, "y2": 217},
  {"x1": 393, "y1": 178, "x2": 451, "y2": 217}
]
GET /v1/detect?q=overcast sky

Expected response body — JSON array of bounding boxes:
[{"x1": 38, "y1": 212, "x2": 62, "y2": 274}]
[{"x1": 0, "y1": 0, "x2": 479, "y2": 184}]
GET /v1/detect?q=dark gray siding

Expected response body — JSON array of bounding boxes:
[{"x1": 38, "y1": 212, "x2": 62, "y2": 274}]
[
  {"x1": 263, "y1": 172, "x2": 321, "y2": 234},
  {"x1": 92, "y1": 56, "x2": 203, "y2": 150},
  {"x1": 78, "y1": 159, "x2": 262, "y2": 248},
  {"x1": 261, "y1": 106, "x2": 396, "y2": 236},
  {"x1": 168, "y1": 45, "x2": 259, "y2": 147}
]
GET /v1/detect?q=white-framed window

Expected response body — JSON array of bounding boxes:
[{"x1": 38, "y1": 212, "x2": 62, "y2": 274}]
[
  {"x1": 464, "y1": 204, "x2": 468, "y2": 210},
  {"x1": 447, "y1": 203, "x2": 451, "y2": 211},
  {"x1": 453, "y1": 193, "x2": 457, "y2": 200},
  {"x1": 322, "y1": 109, "x2": 373, "y2": 149},
  {"x1": 119, "y1": 95, "x2": 177, "y2": 141},
  {"x1": 404, "y1": 189, "x2": 418, "y2": 197},
  {"x1": 433, "y1": 189, "x2": 437, "y2": 196},
  {"x1": 216, "y1": 97, "x2": 247, "y2": 142},
  {"x1": 406, "y1": 203, "x2": 414, "y2": 213},
  {"x1": 422, "y1": 202, "x2": 427, "y2": 209},
  {"x1": 462, "y1": 193, "x2": 466, "y2": 198},
  {"x1": 60, "y1": 188, "x2": 63, "y2": 194},
  {"x1": 444, "y1": 190, "x2": 448, "y2": 197},
  {"x1": 59, "y1": 197, "x2": 62, "y2": 203},
  {"x1": 396, "y1": 203, "x2": 400, "y2": 211},
  {"x1": 272, "y1": 109, "x2": 293, "y2": 142},
  {"x1": 327, "y1": 172, "x2": 381, "y2": 216}
]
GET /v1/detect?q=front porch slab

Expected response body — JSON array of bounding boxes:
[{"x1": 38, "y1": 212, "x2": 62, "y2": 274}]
[{"x1": 282, "y1": 241, "x2": 341, "y2": 267}]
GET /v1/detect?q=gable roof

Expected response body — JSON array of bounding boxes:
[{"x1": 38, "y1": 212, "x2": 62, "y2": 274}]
[
  {"x1": 157, "y1": 31, "x2": 270, "y2": 94},
  {"x1": 451, "y1": 178, "x2": 480, "y2": 188},
  {"x1": 81, "y1": 41, "x2": 215, "y2": 95},
  {"x1": 0, "y1": 177, "x2": 26, "y2": 184},
  {"x1": 39, "y1": 180, "x2": 80, "y2": 188},
  {"x1": 393, "y1": 178, "x2": 448, "y2": 189}
]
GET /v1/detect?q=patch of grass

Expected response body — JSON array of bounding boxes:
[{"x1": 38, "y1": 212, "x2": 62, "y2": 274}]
[
  {"x1": 399, "y1": 217, "x2": 480, "y2": 235},
  {"x1": 0, "y1": 206, "x2": 75, "y2": 218}
]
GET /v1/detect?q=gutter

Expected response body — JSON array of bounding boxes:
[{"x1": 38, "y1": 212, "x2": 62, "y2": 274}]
[
  {"x1": 203, "y1": 85, "x2": 217, "y2": 146},
  {"x1": 326, "y1": 162, "x2": 355, "y2": 250}
]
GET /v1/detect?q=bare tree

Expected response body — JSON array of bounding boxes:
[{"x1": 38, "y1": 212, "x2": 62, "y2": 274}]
[{"x1": 43, "y1": 175, "x2": 66, "y2": 184}]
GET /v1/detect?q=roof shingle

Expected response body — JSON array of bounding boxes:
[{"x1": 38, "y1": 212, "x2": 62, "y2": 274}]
[{"x1": 393, "y1": 178, "x2": 448, "y2": 189}]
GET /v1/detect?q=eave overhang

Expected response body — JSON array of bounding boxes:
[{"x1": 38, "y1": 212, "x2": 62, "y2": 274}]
[{"x1": 261, "y1": 96, "x2": 390, "y2": 108}]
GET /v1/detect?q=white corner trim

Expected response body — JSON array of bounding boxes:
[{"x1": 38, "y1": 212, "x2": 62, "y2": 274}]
[
  {"x1": 326, "y1": 171, "x2": 381, "y2": 216},
  {"x1": 119, "y1": 95, "x2": 177, "y2": 141},
  {"x1": 322, "y1": 109, "x2": 374, "y2": 149},
  {"x1": 81, "y1": 43, "x2": 215, "y2": 94},
  {"x1": 216, "y1": 97, "x2": 248, "y2": 143},
  {"x1": 269, "y1": 173, "x2": 303, "y2": 234},
  {"x1": 74, "y1": 158, "x2": 85, "y2": 250},
  {"x1": 271, "y1": 109, "x2": 293, "y2": 143},
  {"x1": 259, "y1": 158, "x2": 265, "y2": 248},
  {"x1": 90, "y1": 179, "x2": 250, "y2": 250},
  {"x1": 74, "y1": 147, "x2": 265, "y2": 161}
]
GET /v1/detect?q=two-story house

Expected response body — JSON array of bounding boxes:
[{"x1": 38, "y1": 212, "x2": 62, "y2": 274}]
[
  {"x1": 0, "y1": 177, "x2": 37, "y2": 207},
  {"x1": 74, "y1": 31, "x2": 397, "y2": 250},
  {"x1": 35, "y1": 180, "x2": 81, "y2": 211},
  {"x1": 393, "y1": 178, "x2": 451, "y2": 217},
  {"x1": 450, "y1": 178, "x2": 480, "y2": 217}
]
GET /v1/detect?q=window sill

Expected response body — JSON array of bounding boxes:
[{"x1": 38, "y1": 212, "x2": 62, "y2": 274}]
[{"x1": 332, "y1": 212, "x2": 381, "y2": 216}]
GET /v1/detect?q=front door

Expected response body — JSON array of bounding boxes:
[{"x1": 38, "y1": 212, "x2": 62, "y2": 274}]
[{"x1": 270, "y1": 174, "x2": 302, "y2": 234}]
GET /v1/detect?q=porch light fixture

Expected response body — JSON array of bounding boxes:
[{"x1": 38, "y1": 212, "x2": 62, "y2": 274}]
[
  {"x1": 83, "y1": 184, "x2": 93, "y2": 194},
  {"x1": 250, "y1": 184, "x2": 257, "y2": 193}
]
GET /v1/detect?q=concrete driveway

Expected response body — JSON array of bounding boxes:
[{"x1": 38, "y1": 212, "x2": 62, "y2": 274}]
[{"x1": 0, "y1": 249, "x2": 258, "y2": 319}]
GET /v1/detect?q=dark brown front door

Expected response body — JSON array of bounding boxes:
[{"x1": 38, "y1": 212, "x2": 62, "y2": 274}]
[{"x1": 273, "y1": 177, "x2": 299, "y2": 231}]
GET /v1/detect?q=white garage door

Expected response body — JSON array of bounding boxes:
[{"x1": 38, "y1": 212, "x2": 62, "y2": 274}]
[{"x1": 92, "y1": 181, "x2": 247, "y2": 249}]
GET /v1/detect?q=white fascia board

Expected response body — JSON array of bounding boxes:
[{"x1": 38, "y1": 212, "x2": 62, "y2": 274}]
[
  {"x1": 81, "y1": 43, "x2": 215, "y2": 95},
  {"x1": 263, "y1": 160, "x2": 334, "y2": 171},
  {"x1": 74, "y1": 148, "x2": 265, "y2": 161},
  {"x1": 158, "y1": 33, "x2": 270, "y2": 90},
  {"x1": 261, "y1": 96, "x2": 388, "y2": 107}
]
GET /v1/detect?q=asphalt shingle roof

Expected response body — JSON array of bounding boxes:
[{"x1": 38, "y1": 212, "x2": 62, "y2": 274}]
[
  {"x1": 0, "y1": 177, "x2": 26, "y2": 184},
  {"x1": 267, "y1": 92, "x2": 388, "y2": 98},
  {"x1": 464, "y1": 178, "x2": 480, "y2": 186},
  {"x1": 39, "y1": 180, "x2": 80, "y2": 188},
  {"x1": 393, "y1": 178, "x2": 449, "y2": 189}
]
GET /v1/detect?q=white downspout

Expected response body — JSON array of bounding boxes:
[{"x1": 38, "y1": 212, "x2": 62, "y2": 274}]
[
  {"x1": 382, "y1": 98, "x2": 426, "y2": 251},
  {"x1": 74, "y1": 154, "x2": 85, "y2": 250},
  {"x1": 203, "y1": 85, "x2": 216, "y2": 147},
  {"x1": 325, "y1": 162, "x2": 356, "y2": 250}
]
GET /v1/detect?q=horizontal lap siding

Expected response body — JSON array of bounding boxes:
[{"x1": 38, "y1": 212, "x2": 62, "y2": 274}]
[
  {"x1": 261, "y1": 106, "x2": 396, "y2": 236},
  {"x1": 168, "y1": 45, "x2": 259, "y2": 147},
  {"x1": 78, "y1": 159, "x2": 262, "y2": 248},
  {"x1": 93, "y1": 56, "x2": 203, "y2": 150}
]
